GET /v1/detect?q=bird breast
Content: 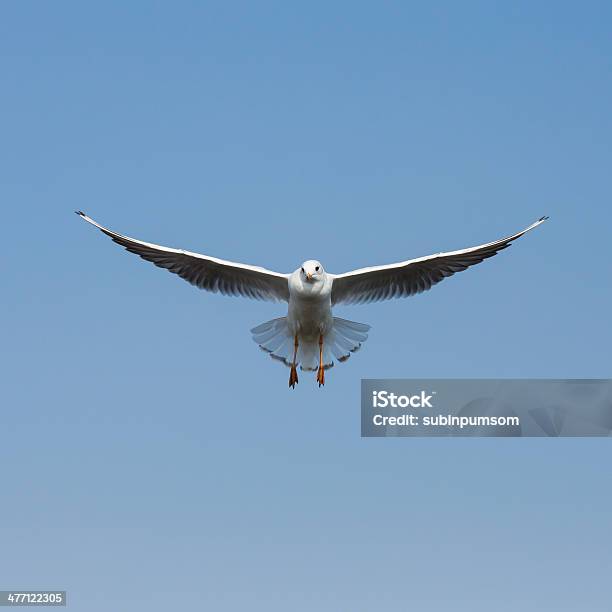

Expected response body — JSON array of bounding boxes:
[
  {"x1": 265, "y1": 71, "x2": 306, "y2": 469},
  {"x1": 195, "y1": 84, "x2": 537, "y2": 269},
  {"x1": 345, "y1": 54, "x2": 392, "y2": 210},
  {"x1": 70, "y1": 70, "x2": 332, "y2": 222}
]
[{"x1": 287, "y1": 272, "x2": 333, "y2": 336}]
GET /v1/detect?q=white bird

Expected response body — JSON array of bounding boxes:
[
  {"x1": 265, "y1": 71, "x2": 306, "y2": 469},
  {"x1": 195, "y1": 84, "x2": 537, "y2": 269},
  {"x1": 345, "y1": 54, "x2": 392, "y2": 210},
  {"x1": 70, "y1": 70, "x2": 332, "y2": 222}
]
[{"x1": 76, "y1": 212, "x2": 548, "y2": 388}]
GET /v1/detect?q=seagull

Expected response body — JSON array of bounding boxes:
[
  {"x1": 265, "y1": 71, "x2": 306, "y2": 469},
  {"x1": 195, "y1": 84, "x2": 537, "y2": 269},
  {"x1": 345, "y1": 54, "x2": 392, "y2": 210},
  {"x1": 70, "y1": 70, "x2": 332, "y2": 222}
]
[{"x1": 76, "y1": 212, "x2": 548, "y2": 388}]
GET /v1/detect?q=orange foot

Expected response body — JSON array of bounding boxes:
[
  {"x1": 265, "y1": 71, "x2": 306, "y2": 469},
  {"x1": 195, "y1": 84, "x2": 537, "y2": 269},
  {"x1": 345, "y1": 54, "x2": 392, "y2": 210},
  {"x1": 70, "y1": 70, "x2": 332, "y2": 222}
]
[
  {"x1": 289, "y1": 365, "x2": 299, "y2": 389},
  {"x1": 316, "y1": 366, "x2": 325, "y2": 387}
]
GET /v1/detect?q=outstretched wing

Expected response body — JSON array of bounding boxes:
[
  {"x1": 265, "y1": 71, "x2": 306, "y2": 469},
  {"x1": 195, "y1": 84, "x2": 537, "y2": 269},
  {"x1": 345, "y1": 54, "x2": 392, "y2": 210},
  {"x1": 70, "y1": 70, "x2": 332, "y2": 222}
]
[
  {"x1": 331, "y1": 217, "x2": 548, "y2": 305},
  {"x1": 77, "y1": 212, "x2": 290, "y2": 302}
]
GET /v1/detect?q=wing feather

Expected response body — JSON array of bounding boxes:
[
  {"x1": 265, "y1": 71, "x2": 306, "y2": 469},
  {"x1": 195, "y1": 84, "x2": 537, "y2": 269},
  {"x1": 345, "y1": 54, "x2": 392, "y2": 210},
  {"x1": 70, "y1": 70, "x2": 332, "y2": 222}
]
[
  {"x1": 76, "y1": 212, "x2": 290, "y2": 302},
  {"x1": 331, "y1": 217, "x2": 548, "y2": 305}
]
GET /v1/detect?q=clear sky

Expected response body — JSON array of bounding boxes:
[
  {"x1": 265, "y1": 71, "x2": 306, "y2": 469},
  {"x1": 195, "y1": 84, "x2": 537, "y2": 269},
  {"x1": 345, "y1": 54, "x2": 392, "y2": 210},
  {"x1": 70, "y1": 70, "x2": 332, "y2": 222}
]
[{"x1": 2, "y1": 2, "x2": 611, "y2": 610}]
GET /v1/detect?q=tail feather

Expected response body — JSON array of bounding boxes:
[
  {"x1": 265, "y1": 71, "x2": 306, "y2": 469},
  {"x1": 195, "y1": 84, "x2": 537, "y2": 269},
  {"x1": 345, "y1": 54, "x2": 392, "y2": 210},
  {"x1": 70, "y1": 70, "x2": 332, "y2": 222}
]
[
  {"x1": 251, "y1": 316, "x2": 370, "y2": 370},
  {"x1": 332, "y1": 331, "x2": 359, "y2": 352},
  {"x1": 251, "y1": 317, "x2": 286, "y2": 339},
  {"x1": 297, "y1": 343, "x2": 319, "y2": 371},
  {"x1": 332, "y1": 317, "x2": 370, "y2": 342}
]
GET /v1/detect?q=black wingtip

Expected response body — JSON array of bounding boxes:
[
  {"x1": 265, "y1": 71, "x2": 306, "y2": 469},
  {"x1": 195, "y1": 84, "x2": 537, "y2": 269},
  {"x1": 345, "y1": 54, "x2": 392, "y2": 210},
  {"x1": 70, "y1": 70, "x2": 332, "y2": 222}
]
[
  {"x1": 75, "y1": 210, "x2": 85, "y2": 217},
  {"x1": 539, "y1": 215, "x2": 549, "y2": 221}
]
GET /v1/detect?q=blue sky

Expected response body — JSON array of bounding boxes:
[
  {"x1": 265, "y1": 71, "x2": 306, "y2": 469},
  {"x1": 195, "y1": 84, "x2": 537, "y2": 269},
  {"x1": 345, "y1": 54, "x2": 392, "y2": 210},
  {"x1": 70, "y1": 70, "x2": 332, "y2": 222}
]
[{"x1": 2, "y1": 2, "x2": 611, "y2": 610}]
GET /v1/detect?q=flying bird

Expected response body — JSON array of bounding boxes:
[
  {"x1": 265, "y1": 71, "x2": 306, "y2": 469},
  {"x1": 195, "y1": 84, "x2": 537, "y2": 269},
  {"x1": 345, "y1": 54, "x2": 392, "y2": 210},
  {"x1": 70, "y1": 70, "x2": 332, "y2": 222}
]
[{"x1": 76, "y1": 212, "x2": 547, "y2": 388}]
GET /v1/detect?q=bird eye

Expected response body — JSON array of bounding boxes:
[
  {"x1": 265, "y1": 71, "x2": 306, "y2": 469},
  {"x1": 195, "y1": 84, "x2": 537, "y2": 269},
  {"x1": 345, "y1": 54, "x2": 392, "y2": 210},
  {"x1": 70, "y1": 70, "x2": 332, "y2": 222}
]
[
  {"x1": 301, "y1": 267, "x2": 304, "y2": 273},
  {"x1": 315, "y1": 266, "x2": 320, "y2": 271}
]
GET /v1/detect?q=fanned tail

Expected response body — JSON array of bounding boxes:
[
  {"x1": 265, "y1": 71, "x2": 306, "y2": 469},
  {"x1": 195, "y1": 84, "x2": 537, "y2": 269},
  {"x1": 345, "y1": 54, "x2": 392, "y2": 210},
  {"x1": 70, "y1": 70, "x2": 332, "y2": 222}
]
[
  {"x1": 250, "y1": 317, "x2": 293, "y2": 365},
  {"x1": 251, "y1": 316, "x2": 370, "y2": 371}
]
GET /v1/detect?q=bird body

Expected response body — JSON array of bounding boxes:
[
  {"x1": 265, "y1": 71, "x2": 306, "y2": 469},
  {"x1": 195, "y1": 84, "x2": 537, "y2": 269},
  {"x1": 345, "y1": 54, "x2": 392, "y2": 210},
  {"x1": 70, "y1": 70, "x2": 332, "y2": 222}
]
[
  {"x1": 76, "y1": 211, "x2": 547, "y2": 387},
  {"x1": 256, "y1": 260, "x2": 370, "y2": 384},
  {"x1": 287, "y1": 261, "x2": 333, "y2": 337}
]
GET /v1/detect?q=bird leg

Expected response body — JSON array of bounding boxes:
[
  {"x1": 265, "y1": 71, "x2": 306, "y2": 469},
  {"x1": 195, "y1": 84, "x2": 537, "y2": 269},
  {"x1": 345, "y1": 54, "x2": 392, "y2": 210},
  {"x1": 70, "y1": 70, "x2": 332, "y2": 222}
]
[
  {"x1": 316, "y1": 333, "x2": 325, "y2": 387},
  {"x1": 289, "y1": 334, "x2": 299, "y2": 388}
]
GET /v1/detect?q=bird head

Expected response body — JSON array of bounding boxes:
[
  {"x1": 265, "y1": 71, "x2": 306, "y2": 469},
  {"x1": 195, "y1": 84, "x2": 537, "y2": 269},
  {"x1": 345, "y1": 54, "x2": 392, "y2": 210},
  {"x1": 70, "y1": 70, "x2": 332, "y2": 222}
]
[{"x1": 300, "y1": 260, "x2": 324, "y2": 282}]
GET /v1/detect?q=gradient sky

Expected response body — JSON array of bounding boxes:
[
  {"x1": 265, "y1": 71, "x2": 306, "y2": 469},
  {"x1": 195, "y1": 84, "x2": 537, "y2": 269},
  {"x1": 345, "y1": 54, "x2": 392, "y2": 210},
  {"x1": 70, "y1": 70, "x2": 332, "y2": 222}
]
[{"x1": 2, "y1": 2, "x2": 611, "y2": 611}]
